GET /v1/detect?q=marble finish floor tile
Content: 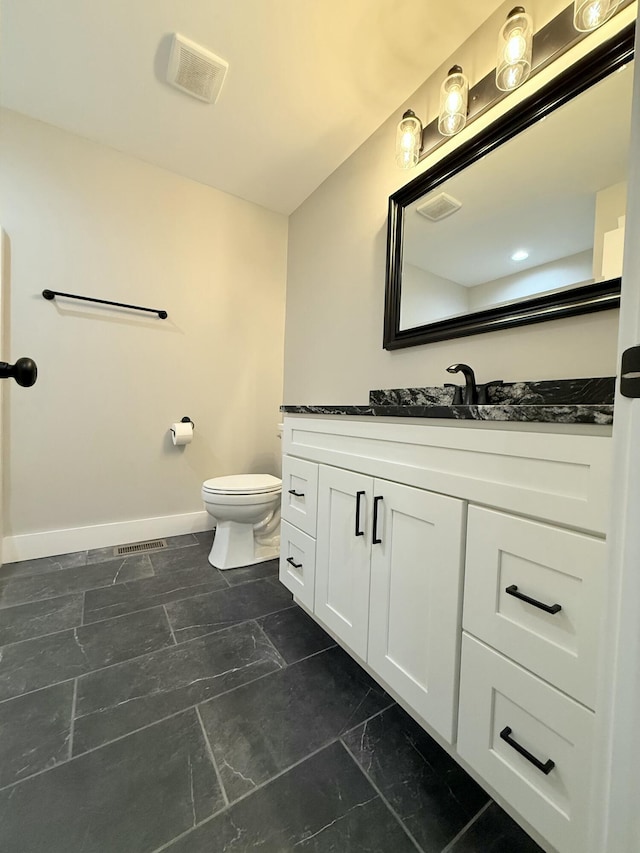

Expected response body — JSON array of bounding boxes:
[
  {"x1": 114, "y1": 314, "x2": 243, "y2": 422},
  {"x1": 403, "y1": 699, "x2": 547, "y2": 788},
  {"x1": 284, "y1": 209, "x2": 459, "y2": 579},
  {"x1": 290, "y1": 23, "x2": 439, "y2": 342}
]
[
  {"x1": 0, "y1": 710, "x2": 223, "y2": 853},
  {"x1": 0, "y1": 535, "x2": 545, "y2": 853},
  {"x1": 162, "y1": 741, "x2": 416, "y2": 853},
  {"x1": 222, "y1": 557, "x2": 280, "y2": 586},
  {"x1": 343, "y1": 705, "x2": 489, "y2": 853},
  {"x1": 448, "y1": 802, "x2": 544, "y2": 852},
  {"x1": 149, "y1": 544, "x2": 215, "y2": 576},
  {"x1": 73, "y1": 620, "x2": 284, "y2": 753},
  {"x1": 0, "y1": 606, "x2": 174, "y2": 701},
  {"x1": 267, "y1": 575, "x2": 294, "y2": 596},
  {"x1": 0, "y1": 554, "x2": 153, "y2": 609},
  {"x1": 258, "y1": 605, "x2": 335, "y2": 664},
  {"x1": 0, "y1": 593, "x2": 83, "y2": 646},
  {"x1": 165, "y1": 577, "x2": 296, "y2": 642},
  {"x1": 194, "y1": 530, "x2": 214, "y2": 547},
  {"x1": 83, "y1": 563, "x2": 228, "y2": 623},
  {"x1": 1, "y1": 551, "x2": 88, "y2": 579},
  {"x1": 198, "y1": 645, "x2": 392, "y2": 802},
  {"x1": 0, "y1": 681, "x2": 74, "y2": 788}
]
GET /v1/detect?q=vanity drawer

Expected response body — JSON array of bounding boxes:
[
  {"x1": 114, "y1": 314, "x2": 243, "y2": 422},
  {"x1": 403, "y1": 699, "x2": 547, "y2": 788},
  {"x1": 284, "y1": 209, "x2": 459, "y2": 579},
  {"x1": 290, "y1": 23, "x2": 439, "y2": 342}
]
[
  {"x1": 279, "y1": 520, "x2": 316, "y2": 610},
  {"x1": 458, "y1": 634, "x2": 595, "y2": 853},
  {"x1": 463, "y1": 506, "x2": 605, "y2": 708},
  {"x1": 281, "y1": 456, "x2": 318, "y2": 537}
]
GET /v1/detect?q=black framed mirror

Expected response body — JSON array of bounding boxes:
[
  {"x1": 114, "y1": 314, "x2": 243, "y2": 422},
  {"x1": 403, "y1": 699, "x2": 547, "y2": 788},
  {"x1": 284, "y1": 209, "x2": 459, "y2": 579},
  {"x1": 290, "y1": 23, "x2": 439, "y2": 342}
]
[{"x1": 383, "y1": 24, "x2": 634, "y2": 350}]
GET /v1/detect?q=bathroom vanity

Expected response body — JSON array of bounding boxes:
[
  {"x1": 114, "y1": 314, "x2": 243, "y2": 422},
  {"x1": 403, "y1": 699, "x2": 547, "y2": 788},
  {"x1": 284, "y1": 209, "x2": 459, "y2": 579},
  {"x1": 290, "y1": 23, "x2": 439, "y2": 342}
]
[{"x1": 278, "y1": 382, "x2": 614, "y2": 853}]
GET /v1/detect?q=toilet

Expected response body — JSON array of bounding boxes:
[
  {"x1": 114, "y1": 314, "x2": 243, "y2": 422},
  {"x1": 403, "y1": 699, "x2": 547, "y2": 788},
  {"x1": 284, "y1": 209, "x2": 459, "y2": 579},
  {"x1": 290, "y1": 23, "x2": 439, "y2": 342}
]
[{"x1": 201, "y1": 474, "x2": 281, "y2": 570}]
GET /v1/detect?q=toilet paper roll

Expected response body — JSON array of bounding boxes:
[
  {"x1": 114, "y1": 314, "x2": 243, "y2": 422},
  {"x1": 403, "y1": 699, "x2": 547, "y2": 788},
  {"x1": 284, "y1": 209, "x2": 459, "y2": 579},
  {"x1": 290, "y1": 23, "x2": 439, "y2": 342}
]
[{"x1": 170, "y1": 421, "x2": 193, "y2": 446}]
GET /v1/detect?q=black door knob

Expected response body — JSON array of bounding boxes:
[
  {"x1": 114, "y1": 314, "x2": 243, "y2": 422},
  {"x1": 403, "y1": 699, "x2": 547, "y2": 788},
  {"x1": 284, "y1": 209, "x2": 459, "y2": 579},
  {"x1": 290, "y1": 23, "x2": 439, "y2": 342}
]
[{"x1": 0, "y1": 357, "x2": 38, "y2": 387}]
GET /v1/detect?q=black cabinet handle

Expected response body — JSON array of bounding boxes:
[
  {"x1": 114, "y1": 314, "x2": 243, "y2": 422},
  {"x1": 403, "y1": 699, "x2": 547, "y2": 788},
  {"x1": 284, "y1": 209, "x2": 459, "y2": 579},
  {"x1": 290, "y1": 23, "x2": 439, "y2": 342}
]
[
  {"x1": 286, "y1": 557, "x2": 302, "y2": 569},
  {"x1": 288, "y1": 489, "x2": 305, "y2": 497},
  {"x1": 355, "y1": 491, "x2": 365, "y2": 537},
  {"x1": 505, "y1": 585, "x2": 562, "y2": 615},
  {"x1": 372, "y1": 496, "x2": 383, "y2": 545},
  {"x1": 500, "y1": 727, "x2": 555, "y2": 775}
]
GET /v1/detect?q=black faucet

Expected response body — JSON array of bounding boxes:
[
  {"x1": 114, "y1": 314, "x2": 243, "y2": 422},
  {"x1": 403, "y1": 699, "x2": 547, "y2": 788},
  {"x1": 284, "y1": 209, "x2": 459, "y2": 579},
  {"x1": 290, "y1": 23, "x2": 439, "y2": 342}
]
[
  {"x1": 446, "y1": 363, "x2": 478, "y2": 405},
  {"x1": 446, "y1": 364, "x2": 503, "y2": 405}
]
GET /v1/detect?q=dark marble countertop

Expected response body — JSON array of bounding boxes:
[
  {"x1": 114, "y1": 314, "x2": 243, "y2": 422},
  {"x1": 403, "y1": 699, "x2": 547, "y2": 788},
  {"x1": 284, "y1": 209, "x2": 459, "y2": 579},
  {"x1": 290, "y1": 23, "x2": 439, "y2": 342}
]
[{"x1": 281, "y1": 378, "x2": 615, "y2": 425}]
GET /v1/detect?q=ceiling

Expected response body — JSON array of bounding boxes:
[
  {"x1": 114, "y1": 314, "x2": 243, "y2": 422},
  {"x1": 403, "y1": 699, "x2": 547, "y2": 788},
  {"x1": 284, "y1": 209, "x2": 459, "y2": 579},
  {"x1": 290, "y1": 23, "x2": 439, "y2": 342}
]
[
  {"x1": 403, "y1": 61, "x2": 634, "y2": 286},
  {"x1": 0, "y1": 0, "x2": 505, "y2": 215}
]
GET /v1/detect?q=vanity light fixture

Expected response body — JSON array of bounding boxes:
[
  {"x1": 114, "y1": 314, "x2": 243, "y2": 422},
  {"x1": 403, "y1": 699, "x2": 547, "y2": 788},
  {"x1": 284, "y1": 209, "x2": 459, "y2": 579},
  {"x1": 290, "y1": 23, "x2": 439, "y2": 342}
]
[
  {"x1": 396, "y1": 109, "x2": 423, "y2": 169},
  {"x1": 573, "y1": 0, "x2": 621, "y2": 31},
  {"x1": 438, "y1": 66, "x2": 469, "y2": 137},
  {"x1": 496, "y1": 7, "x2": 534, "y2": 91},
  {"x1": 511, "y1": 249, "x2": 530, "y2": 261}
]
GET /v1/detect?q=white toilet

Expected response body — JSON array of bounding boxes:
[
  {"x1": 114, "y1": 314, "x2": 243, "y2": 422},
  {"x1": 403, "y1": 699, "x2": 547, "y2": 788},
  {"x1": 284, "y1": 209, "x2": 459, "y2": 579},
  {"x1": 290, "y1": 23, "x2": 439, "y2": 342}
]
[{"x1": 201, "y1": 474, "x2": 281, "y2": 570}]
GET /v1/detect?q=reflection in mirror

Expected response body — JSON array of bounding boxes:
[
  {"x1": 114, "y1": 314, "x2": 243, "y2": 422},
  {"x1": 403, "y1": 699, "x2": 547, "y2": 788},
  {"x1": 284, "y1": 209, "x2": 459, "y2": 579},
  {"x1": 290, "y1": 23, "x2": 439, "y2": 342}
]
[{"x1": 398, "y1": 60, "x2": 633, "y2": 331}]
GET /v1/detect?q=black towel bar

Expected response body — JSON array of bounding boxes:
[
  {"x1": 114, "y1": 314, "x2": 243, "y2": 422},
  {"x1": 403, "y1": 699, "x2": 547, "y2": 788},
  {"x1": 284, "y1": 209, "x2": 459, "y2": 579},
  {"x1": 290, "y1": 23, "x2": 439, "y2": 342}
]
[{"x1": 42, "y1": 289, "x2": 167, "y2": 319}]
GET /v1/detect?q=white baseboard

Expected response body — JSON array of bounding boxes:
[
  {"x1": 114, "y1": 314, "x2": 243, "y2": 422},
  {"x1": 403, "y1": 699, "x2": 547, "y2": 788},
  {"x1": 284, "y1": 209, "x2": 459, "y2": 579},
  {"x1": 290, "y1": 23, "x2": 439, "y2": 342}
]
[{"x1": 2, "y1": 511, "x2": 215, "y2": 563}]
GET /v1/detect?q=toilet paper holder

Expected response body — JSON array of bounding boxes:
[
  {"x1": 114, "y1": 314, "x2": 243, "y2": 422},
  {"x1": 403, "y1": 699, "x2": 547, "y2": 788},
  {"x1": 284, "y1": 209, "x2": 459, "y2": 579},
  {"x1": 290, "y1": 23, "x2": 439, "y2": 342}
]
[{"x1": 170, "y1": 416, "x2": 195, "y2": 439}]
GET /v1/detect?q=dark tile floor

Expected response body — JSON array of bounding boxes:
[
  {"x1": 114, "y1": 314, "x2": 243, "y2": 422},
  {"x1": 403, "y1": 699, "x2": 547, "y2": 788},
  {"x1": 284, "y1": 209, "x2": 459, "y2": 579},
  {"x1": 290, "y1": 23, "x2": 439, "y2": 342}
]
[{"x1": 0, "y1": 532, "x2": 544, "y2": 852}]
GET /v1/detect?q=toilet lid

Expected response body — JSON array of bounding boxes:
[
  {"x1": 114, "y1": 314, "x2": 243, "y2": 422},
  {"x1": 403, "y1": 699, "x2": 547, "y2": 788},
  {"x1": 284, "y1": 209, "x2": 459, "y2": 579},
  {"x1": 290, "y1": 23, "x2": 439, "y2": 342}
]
[{"x1": 202, "y1": 474, "x2": 282, "y2": 495}]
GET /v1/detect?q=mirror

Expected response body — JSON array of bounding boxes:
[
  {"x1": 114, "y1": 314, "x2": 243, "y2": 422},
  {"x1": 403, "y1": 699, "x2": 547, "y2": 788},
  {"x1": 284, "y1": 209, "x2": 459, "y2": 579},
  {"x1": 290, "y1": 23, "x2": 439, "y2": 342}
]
[{"x1": 384, "y1": 27, "x2": 634, "y2": 349}]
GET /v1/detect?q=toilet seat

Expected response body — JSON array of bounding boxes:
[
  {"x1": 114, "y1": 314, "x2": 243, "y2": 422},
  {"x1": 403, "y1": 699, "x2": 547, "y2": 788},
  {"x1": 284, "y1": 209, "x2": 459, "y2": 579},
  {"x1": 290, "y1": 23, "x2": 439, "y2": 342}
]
[{"x1": 202, "y1": 474, "x2": 281, "y2": 496}]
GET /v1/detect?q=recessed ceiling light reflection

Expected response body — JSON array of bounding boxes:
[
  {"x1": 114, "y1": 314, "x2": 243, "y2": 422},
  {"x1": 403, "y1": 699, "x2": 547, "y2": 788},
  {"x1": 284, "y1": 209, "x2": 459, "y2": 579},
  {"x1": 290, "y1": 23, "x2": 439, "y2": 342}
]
[{"x1": 511, "y1": 250, "x2": 529, "y2": 261}]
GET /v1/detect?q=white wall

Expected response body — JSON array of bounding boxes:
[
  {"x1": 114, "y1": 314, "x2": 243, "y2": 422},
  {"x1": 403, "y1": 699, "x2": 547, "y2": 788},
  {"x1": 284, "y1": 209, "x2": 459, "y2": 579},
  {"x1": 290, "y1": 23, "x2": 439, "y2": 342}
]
[
  {"x1": 400, "y1": 264, "x2": 469, "y2": 328},
  {"x1": 467, "y1": 250, "x2": 593, "y2": 312},
  {"x1": 594, "y1": 180, "x2": 628, "y2": 278},
  {"x1": 0, "y1": 109, "x2": 287, "y2": 557},
  {"x1": 284, "y1": 2, "x2": 633, "y2": 404}
]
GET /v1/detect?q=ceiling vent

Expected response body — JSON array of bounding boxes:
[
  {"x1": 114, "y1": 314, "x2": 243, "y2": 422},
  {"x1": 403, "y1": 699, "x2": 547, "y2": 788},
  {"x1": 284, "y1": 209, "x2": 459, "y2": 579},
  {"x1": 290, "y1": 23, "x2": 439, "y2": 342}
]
[
  {"x1": 166, "y1": 34, "x2": 229, "y2": 104},
  {"x1": 416, "y1": 192, "x2": 462, "y2": 222}
]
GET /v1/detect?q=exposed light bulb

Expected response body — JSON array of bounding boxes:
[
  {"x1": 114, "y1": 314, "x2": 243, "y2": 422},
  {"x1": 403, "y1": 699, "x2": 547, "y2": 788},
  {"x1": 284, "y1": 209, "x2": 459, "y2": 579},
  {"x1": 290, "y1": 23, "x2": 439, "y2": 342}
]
[
  {"x1": 505, "y1": 31, "x2": 527, "y2": 63},
  {"x1": 587, "y1": 1, "x2": 604, "y2": 27},
  {"x1": 505, "y1": 65, "x2": 525, "y2": 89},
  {"x1": 445, "y1": 88, "x2": 463, "y2": 115},
  {"x1": 438, "y1": 66, "x2": 469, "y2": 138},
  {"x1": 395, "y1": 110, "x2": 423, "y2": 169},
  {"x1": 496, "y1": 7, "x2": 533, "y2": 91},
  {"x1": 574, "y1": 0, "x2": 621, "y2": 31}
]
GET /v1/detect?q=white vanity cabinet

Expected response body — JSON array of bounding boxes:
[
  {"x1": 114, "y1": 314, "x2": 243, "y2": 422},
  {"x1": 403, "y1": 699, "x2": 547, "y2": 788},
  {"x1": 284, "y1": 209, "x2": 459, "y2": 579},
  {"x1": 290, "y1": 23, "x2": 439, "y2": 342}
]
[
  {"x1": 282, "y1": 458, "x2": 466, "y2": 743},
  {"x1": 314, "y1": 468, "x2": 465, "y2": 742},
  {"x1": 280, "y1": 415, "x2": 612, "y2": 853}
]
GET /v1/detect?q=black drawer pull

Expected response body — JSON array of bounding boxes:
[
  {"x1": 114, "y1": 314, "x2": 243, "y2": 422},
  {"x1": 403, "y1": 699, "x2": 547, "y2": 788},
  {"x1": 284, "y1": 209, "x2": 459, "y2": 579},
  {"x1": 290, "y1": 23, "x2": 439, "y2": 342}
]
[
  {"x1": 286, "y1": 557, "x2": 303, "y2": 569},
  {"x1": 372, "y1": 496, "x2": 383, "y2": 545},
  {"x1": 500, "y1": 727, "x2": 555, "y2": 775},
  {"x1": 288, "y1": 489, "x2": 305, "y2": 498},
  {"x1": 355, "y1": 491, "x2": 365, "y2": 537},
  {"x1": 505, "y1": 585, "x2": 562, "y2": 615}
]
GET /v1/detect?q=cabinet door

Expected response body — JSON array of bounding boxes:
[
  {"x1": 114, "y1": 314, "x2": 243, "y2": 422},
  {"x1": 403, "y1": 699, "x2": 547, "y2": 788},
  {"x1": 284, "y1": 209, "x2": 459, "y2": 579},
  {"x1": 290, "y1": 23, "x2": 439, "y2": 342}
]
[
  {"x1": 368, "y1": 480, "x2": 465, "y2": 743},
  {"x1": 315, "y1": 465, "x2": 372, "y2": 659}
]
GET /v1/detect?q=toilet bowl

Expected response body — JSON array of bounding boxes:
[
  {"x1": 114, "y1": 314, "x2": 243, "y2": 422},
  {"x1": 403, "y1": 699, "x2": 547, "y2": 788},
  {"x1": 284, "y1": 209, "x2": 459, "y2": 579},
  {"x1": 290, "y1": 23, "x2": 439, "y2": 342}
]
[{"x1": 201, "y1": 474, "x2": 281, "y2": 570}]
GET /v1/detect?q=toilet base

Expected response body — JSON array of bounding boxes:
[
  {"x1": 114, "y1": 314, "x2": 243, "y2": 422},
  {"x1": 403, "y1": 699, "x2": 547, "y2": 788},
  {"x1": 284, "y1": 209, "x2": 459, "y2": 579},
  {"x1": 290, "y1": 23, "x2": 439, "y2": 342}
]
[{"x1": 207, "y1": 520, "x2": 280, "y2": 571}]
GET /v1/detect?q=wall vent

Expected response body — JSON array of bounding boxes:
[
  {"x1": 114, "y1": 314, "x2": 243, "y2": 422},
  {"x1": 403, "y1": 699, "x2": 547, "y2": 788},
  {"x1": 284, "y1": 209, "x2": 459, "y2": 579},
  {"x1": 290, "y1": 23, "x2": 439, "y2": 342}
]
[
  {"x1": 114, "y1": 539, "x2": 167, "y2": 556},
  {"x1": 416, "y1": 192, "x2": 462, "y2": 222},
  {"x1": 166, "y1": 34, "x2": 229, "y2": 104}
]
